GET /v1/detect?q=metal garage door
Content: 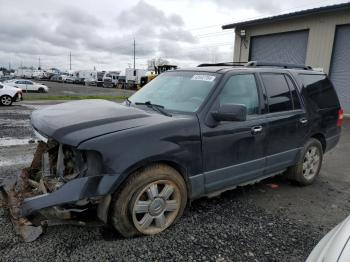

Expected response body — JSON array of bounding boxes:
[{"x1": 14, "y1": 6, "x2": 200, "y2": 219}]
[
  {"x1": 330, "y1": 24, "x2": 350, "y2": 114},
  {"x1": 250, "y1": 30, "x2": 309, "y2": 64}
]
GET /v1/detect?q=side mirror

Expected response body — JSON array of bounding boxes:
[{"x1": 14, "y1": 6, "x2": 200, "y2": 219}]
[{"x1": 211, "y1": 104, "x2": 247, "y2": 122}]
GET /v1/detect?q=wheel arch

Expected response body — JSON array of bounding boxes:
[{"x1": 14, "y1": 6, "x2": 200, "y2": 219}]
[
  {"x1": 310, "y1": 133, "x2": 326, "y2": 152},
  {"x1": 119, "y1": 159, "x2": 192, "y2": 199}
]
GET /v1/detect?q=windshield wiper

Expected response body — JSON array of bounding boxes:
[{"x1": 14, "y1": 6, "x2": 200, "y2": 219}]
[
  {"x1": 125, "y1": 97, "x2": 132, "y2": 106},
  {"x1": 135, "y1": 101, "x2": 172, "y2": 117}
]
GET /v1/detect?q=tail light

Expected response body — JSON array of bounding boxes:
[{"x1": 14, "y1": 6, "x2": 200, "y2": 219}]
[
  {"x1": 17, "y1": 91, "x2": 23, "y2": 100},
  {"x1": 337, "y1": 108, "x2": 344, "y2": 127}
]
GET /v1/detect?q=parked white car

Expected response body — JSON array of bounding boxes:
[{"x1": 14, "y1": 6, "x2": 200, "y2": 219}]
[
  {"x1": 0, "y1": 83, "x2": 23, "y2": 106},
  {"x1": 307, "y1": 214, "x2": 350, "y2": 262},
  {"x1": 7, "y1": 79, "x2": 48, "y2": 93}
]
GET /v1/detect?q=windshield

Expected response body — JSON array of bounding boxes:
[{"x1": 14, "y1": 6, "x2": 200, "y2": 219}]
[{"x1": 129, "y1": 71, "x2": 219, "y2": 112}]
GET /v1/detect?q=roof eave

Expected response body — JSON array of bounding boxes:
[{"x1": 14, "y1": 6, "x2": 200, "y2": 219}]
[{"x1": 222, "y1": 2, "x2": 350, "y2": 30}]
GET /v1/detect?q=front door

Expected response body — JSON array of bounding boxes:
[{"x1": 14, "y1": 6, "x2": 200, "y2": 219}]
[
  {"x1": 201, "y1": 73, "x2": 267, "y2": 194},
  {"x1": 15, "y1": 80, "x2": 26, "y2": 91}
]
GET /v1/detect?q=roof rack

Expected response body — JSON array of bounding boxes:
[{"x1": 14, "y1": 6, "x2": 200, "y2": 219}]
[
  {"x1": 197, "y1": 62, "x2": 248, "y2": 67},
  {"x1": 245, "y1": 61, "x2": 313, "y2": 70}
]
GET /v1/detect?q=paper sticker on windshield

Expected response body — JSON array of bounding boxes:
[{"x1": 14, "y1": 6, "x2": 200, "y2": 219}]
[{"x1": 191, "y1": 75, "x2": 216, "y2": 82}]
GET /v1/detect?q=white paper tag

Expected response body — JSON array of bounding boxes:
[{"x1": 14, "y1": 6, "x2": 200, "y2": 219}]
[{"x1": 191, "y1": 75, "x2": 216, "y2": 82}]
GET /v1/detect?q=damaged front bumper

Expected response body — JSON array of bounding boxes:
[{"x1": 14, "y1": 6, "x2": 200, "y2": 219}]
[{"x1": 0, "y1": 141, "x2": 119, "y2": 242}]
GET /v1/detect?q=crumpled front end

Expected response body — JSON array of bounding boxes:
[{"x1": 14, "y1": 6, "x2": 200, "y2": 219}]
[{"x1": 0, "y1": 139, "x2": 119, "y2": 242}]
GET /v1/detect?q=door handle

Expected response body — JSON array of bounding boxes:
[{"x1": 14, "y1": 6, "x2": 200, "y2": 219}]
[
  {"x1": 300, "y1": 118, "x2": 308, "y2": 124},
  {"x1": 251, "y1": 126, "x2": 263, "y2": 134}
]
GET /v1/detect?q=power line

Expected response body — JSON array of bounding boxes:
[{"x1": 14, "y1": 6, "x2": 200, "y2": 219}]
[
  {"x1": 194, "y1": 30, "x2": 235, "y2": 38},
  {"x1": 187, "y1": 0, "x2": 343, "y2": 31}
]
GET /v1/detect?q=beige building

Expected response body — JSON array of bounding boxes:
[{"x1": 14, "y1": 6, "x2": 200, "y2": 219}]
[{"x1": 222, "y1": 2, "x2": 350, "y2": 113}]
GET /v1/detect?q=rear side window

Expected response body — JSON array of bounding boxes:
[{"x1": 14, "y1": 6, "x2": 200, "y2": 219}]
[
  {"x1": 261, "y1": 73, "x2": 293, "y2": 113},
  {"x1": 300, "y1": 74, "x2": 339, "y2": 109}
]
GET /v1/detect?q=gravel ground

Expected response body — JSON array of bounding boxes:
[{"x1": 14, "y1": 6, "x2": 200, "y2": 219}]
[
  {"x1": 0, "y1": 103, "x2": 349, "y2": 262},
  {"x1": 0, "y1": 189, "x2": 322, "y2": 262}
]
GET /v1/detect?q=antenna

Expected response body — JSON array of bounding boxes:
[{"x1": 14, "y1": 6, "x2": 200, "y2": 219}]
[{"x1": 133, "y1": 39, "x2": 136, "y2": 76}]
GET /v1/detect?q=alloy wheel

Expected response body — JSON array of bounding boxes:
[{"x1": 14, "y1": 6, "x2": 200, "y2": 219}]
[
  {"x1": 302, "y1": 146, "x2": 321, "y2": 180},
  {"x1": 131, "y1": 180, "x2": 181, "y2": 235},
  {"x1": 1, "y1": 96, "x2": 12, "y2": 106}
]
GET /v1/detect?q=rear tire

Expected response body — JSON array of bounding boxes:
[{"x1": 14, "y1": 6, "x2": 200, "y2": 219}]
[
  {"x1": 287, "y1": 138, "x2": 323, "y2": 186},
  {"x1": 38, "y1": 88, "x2": 45, "y2": 93},
  {"x1": 110, "y1": 164, "x2": 187, "y2": 237},
  {"x1": 0, "y1": 95, "x2": 13, "y2": 106}
]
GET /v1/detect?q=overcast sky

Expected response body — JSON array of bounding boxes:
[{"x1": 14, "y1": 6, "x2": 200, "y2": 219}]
[{"x1": 0, "y1": 0, "x2": 346, "y2": 71}]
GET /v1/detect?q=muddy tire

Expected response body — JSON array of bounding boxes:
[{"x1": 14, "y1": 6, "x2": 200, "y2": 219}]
[
  {"x1": 110, "y1": 164, "x2": 187, "y2": 237},
  {"x1": 287, "y1": 138, "x2": 323, "y2": 186},
  {"x1": 0, "y1": 95, "x2": 13, "y2": 106}
]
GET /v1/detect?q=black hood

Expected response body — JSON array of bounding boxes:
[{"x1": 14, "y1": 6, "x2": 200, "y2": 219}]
[{"x1": 31, "y1": 99, "x2": 154, "y2": 146}]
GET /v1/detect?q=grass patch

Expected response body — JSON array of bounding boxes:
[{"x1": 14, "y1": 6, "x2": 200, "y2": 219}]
[{"x1": 24, "y1": 95, "x2": 128, "y2": 101}]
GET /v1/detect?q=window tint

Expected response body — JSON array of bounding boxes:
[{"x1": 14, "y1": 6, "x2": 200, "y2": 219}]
[
  {"x1": 261, "y1": 73, "x2": 293, "y2": 113},
  {"x1": 219, "y1": 74, "x2": 259, "y2": 115},
  {"x1": 285, "y1": 75, "x2": 301, "y2": 109},
  {"x1": 300, "y1": 74, "x2": 339, "y2": 110}
]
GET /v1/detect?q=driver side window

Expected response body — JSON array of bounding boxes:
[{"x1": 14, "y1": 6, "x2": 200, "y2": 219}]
[{"x1": 219, "y1": 74, "x2": 260, "y2": 115}]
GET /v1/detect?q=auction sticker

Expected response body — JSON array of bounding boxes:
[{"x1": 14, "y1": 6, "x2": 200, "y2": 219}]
[{"x1": 191, "y1": 75, "x2": 216, "y2": 82}]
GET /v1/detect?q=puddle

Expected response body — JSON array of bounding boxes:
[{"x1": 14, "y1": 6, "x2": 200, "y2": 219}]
[
  {"x1": 0, "y1": 138, "x2": 35, "y2": 147},
  {"x1": 63, "y1": 91, "x2": 76, "y2": 95},
  {"x1": 0, "y1": 119, "x2": 30, "y2": 127},
  {"x1": 0, "y1": 155, "x2": 33, "y2": 167}
]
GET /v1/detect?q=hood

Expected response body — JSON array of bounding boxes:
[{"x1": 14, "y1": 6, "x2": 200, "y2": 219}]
[{"x1": 31, "y1": 99, "x2": 155, "y2": 146}]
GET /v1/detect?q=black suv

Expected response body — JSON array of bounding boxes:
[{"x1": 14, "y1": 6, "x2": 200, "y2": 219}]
[{"x1": 1, "y1": 61, "x2": 343, "y2": 241}]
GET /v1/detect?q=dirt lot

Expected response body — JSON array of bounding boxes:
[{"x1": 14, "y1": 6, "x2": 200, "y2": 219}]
[
  {"x1": 0, "y1": 102, "x2": 349, "y2": 262},
  {"x1": 22, "y1": 80, "x2": 135, "y2": 99}
]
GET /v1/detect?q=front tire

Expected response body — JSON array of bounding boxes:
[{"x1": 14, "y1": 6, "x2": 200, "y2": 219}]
[
  {"x1": 0, "y1": 95, "x2": 13, "y2": 106},
  {"x1": 110, "y1": 164, "x2": 187, "y2": 237},
  {"x1": 287, "y1": 138, "x2": 323, "y2": 185}
]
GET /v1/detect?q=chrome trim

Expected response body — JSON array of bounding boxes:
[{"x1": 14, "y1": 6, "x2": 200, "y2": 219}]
[{"x1": 34, "y1": 129, "x2": 48, "y2": 143}]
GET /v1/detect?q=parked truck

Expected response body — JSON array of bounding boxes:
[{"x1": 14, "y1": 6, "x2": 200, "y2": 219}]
[
  {"x1": 102, "y1": 71, "x2": 121, "y2": 88},
  {"x1": 125, "y1": 68, "x2": 147, "y2": 89}
]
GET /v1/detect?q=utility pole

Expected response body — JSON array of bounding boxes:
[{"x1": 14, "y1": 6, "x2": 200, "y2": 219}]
[
  {"x1": 8, "y1": 61, "x2": 11, "y2": 71},
  {"x1": 69, "y1": 52, "x2": 72, "y2": 70},
  {"x1": 133, "y1": 39, "x2": 136, "y2": 76},
  {"x1": 38, "y1": 57, "x2": 41, "y2": 70}
]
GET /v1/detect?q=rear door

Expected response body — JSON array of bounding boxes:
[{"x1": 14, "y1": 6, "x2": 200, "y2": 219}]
[
  {"x1": 25, "y1": 81, "x2": 35, "y2": 91},
  {"x1": 201, "y1": 73, "x2": 267, "y2": 193},
  {"x1": 260, "y1": 72, "x2": 308, "y2": 174}
]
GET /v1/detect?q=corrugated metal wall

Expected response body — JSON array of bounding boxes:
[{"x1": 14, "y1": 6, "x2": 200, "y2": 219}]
[
  {"x1": 233, "y1": 10, "x2": 350, "y2": 74},
  {"x1": 330, "y1": 24, "x2": 350, "y2": 113},
  {"x1": 249, "y1": 30, "x2": 309, "y2": 64}
]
